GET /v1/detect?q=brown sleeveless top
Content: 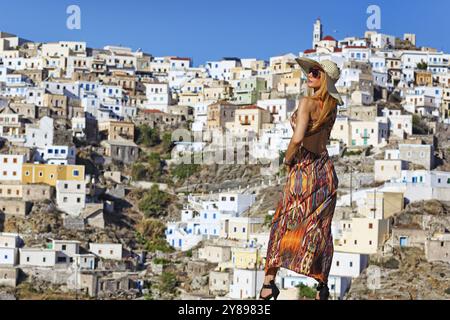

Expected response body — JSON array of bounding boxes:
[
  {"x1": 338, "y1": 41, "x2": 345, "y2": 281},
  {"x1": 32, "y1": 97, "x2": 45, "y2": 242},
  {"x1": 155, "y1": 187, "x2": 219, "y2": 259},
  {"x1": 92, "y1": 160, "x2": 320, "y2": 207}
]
[{"x1": 290, "y1": 98, "x2": 337, "y2": 138}]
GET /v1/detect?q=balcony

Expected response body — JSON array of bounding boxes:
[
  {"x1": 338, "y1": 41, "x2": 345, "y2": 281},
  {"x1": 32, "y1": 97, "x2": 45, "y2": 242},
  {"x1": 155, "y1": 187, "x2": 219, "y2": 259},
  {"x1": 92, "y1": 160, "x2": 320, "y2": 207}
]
[{"x1": 240, "y1": 122, "x2": 251, "y2": 126}]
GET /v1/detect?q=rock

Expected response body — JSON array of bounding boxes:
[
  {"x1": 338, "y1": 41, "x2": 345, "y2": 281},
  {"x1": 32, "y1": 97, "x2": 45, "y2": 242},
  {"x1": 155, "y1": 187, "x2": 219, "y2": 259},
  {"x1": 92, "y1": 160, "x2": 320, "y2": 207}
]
[{"x1": 0, "y1": 293, "x2": 16, "y2": 300}]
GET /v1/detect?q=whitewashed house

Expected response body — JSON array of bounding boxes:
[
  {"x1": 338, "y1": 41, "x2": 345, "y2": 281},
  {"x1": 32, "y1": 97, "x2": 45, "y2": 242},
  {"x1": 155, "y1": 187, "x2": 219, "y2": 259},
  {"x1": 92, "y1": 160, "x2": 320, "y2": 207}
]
[
  {"x1": 89, "y1": 243, "x2": 123, "y2": 260},
  {"x1": 0, "y1": 233, "x2": 21, "y2": 266},
  {"x1": 228, "y1": 268, "x2": 264, "y2": 300}
]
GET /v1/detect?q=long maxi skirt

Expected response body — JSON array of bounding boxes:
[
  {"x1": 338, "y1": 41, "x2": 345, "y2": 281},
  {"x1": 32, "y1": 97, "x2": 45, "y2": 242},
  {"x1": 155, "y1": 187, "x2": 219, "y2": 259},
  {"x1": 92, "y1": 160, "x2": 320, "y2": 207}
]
[{"x1": 264, "y1": 146, "x2": 339, "y2": 284}]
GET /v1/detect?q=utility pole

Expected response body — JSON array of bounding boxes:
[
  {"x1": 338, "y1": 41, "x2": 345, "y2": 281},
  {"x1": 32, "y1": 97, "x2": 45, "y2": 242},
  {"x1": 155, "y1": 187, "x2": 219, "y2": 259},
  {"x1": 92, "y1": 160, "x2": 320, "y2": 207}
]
[
  {"x1": 75, "y1": 258, "x2": 78, "y2": 300},
  {"x1": 373, "y1": 188, "x2": 377, "y2": 219},
  {"x1": 349, "y1": 166, "x2": 353, "y2": 210},
  {"x1": 254, "y1": 244, "x2": 259, "y2": 299}
]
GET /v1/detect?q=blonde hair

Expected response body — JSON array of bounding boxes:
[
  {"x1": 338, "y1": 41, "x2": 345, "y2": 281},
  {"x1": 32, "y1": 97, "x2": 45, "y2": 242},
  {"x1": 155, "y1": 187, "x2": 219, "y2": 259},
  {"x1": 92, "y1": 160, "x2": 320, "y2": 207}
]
[{"x1": 306, "y1": 71, "x2": 338, "y2": 132}]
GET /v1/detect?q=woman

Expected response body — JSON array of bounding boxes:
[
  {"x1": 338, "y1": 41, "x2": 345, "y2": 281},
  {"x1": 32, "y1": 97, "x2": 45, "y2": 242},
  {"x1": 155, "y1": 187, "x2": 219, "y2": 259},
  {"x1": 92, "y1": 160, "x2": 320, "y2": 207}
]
[{"x1": 259, "y1": 58, "x2": 343, "y2": 300}]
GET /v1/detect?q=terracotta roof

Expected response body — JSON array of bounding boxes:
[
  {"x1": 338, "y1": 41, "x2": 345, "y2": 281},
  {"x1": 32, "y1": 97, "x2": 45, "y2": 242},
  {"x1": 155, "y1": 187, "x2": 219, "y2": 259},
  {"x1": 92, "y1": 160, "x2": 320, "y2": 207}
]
[
  {"x1": 240, "y1": 105, "x2": 266, "y2": 111},
  {"x1": 142, "y1": 109, "x2": 163, "y2": 114},
  {"x1": 334, "y1": 48, "x2": 343, "y2": 52},
  {"x1": 323, "y1": 35, "x2": 336, "y2": 41},
  {"x1": 344, "y1": 45, "x2": 368, "y2": 49},
  {"x1": 170, "y1": 57, "x2": 191, "y2": 61},
  {"x1": 304, "y1": 49, "x2": 317, "y2": 54}
]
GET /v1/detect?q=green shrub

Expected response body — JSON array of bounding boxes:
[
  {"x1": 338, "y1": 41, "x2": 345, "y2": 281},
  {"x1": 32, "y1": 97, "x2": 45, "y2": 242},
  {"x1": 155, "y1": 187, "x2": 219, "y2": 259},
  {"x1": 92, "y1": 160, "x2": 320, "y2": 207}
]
[
  {"x1": 136, "y1": 125, "x2": 161, "y2": 147},
  {"x1": 384, "y1": 257, "x2": 400, "y2": 269},
  {"x1": 159, "y1": 272, "x2": 178, "y2": 294},
  {"x1": 297, "y1": 283, "x2": 317, "y2": 299},
  {"x1": 138, "y1": 185, "x2": 170, "y2": 218},
  {"x1": 171, "y1": 163, "x2": 200, "y2": 180}
]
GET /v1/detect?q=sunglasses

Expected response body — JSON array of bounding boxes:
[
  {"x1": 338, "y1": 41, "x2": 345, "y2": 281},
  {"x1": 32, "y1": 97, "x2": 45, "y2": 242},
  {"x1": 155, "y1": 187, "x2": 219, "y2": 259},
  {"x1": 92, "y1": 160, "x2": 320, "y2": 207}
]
[{"x1": 308, "y1": 68, "x2": 322, "y2": 79}]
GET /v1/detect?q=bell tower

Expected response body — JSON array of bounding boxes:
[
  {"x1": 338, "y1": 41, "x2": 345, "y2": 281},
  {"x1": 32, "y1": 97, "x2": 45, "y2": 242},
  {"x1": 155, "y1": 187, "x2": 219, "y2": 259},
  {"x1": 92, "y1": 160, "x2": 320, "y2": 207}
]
[{"x1": 313, "y1": 18, "x2": 323, "y2": 49}]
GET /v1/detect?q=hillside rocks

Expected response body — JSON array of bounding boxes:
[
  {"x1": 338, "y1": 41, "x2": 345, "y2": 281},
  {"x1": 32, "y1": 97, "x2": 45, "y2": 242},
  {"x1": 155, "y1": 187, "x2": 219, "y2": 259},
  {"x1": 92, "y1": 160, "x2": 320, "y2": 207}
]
[{"x1": 346, "y1": 247, "x2": 450, "y2": 300}]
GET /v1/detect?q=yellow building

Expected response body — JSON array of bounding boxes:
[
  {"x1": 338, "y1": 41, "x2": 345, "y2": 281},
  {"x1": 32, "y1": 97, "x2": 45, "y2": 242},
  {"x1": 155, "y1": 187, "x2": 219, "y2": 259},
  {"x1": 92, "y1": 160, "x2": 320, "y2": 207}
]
[
  {"x1": 231, "y1": 247, "x2": 265, "y2": 270},
  {"x1": 225, "y1": 105, "x2": 272, "y2": 136},
  {"x1": 206, "y1": 100, "x2": 238, "y2": 131},
  {"x1": 276, "y1": 70, "x2": 303, "y2": 95},
  {"x1": 414, "y1": 70, "x2": 433, "y2": 86},
  {"x1": 22, "y1": 164, "x2": 85, "y2": 186},
  {"x1": 98, "y1": 120, "x2": 135, "y2": 141}
]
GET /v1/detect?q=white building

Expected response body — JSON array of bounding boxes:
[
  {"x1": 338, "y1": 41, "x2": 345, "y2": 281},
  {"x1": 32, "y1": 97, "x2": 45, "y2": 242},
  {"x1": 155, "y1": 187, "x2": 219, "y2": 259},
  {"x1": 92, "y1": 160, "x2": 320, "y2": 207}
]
[
  {"x1": 329, "y1": 251, "x2": 369, "y2": 278},
  {"x1": 19, "y1": 248, "x2": 57, "y2": 267},
  {"x1": 256, "y1": 98, "x2": 296, "y2": 123},
  {"x1": 24, "y1": 116, "x2": 54, "y2": 149},
  {"x1": 89, "y1": 243, "x2": 123, "y2": 260},
  {"x1": 380, "y1": 107, "x2": 413, "y2": 138},
  {"x1": 331, "y1": 117, "x2": 389, "y2": 147},
  {"x1": 383, "y1": 170, "x2": 450, "y2": 203},
  {"x1": 40, "y1": 145, "x2": 76, "y2": 165},
  {"x1": 0, "y1": 154, "x2": 25, "y2": 182},
  {"x1": 0, "y1": 233, "x2": 21, "y2": 266},
  {"x1": 276, "y1": 268, "x2": 352, "y2": 300},
  {"x1": 228, "y1": 268, "x2": 265, "y2": 299},
  {"x1": 206, "y1": 59, "x2": 241, "y2": 81},
  {"x1": 165, "y1": 192, "x2": 256, "y2": 251},
  {"x1": 143, "y1": 82, "x2": 171, "y2": 112},
  {"x1": 56, "y1": 180, "x2": 86, "y2": 216}
]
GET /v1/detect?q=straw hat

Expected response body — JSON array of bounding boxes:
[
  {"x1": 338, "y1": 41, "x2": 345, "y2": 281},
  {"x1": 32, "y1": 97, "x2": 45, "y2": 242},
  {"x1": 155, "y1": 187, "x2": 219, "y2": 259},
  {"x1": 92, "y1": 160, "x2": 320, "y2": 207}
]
[{"x1": 295, "y1": 57, "x2": 344, "y2": 106}]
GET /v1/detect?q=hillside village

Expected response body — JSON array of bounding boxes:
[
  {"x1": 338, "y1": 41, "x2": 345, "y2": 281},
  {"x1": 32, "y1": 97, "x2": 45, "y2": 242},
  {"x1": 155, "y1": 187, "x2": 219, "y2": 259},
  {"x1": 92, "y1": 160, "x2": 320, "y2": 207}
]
[{"x1": 0, "y1": 18, "x2": 450, "y2": 300}]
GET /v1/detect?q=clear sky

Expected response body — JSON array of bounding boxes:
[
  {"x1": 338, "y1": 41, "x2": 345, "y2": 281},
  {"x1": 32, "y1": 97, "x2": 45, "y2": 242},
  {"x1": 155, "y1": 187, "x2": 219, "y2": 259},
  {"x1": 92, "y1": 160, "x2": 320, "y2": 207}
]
[{"x1": 1, "y1": 0, "x2": 449, "y2": 66}]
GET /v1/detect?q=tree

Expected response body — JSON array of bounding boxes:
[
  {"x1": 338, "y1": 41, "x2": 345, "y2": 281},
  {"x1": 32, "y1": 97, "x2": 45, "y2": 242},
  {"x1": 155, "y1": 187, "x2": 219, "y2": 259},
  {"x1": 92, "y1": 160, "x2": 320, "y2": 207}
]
[
  {"x1": 161, "y1": 132, "x2": 175, "y2": 154},
  {"x1": 297, "y1": 283, "x2": 317, "y2": 299},
  {"x1": 147, "y1": 152, "x2": 163, "y2": 180},
  {"x1": 131, "y1": 163, "x2": 147, "y2": 181},
  {"x1": 412, "y1": 114, "x2": 429, "y2": 135},
  {"x1": 416, "y1": 61, "x2": 428, "y2": 71},
  {"x1": 159, "y1": 272, "x2": 178, "y2": 295},
  {"x1": 171, "y1": 163, "x2": 200, "y2": 180},
  {"x1": 136, "y1": 125, "x2": 160, "y2": 147},
  {"x1": 138, "y1": 185, "x2": 170, "y2": 218}
]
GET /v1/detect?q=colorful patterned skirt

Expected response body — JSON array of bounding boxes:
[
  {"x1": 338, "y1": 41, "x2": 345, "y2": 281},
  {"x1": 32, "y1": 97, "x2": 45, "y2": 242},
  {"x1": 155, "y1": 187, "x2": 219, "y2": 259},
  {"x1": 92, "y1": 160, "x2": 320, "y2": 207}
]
[{"x1": 264, "y1": 146, "x2": 339, "y2": 284}]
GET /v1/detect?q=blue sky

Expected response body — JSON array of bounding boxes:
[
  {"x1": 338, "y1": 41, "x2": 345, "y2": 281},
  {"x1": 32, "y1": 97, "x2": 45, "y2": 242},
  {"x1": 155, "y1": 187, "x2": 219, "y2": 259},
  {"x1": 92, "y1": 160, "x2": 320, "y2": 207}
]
[{"x1": 1, "y1": 0, "x2": 449, "y2": 66}]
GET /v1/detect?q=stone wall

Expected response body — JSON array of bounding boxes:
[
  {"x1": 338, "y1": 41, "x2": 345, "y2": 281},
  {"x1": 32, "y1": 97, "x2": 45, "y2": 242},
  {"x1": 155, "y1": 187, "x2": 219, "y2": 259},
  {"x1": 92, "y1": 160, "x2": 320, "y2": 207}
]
[{"x1": 0, "y1": 267, "x2": 19, "y2": 287}]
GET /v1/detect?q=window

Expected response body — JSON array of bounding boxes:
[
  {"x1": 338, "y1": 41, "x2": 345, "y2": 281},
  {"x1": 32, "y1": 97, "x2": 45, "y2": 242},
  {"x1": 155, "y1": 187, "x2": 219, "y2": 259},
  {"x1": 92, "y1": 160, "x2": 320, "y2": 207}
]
[
  {"x1": 73, "y1": 170, "x2": 80, "y2": 177},
  {"x1": 369, "y1": 223, "x2": 373, "y2": 229},
  {"x1": 62, "y1": 245, "x2": 67, "y2": 251}
]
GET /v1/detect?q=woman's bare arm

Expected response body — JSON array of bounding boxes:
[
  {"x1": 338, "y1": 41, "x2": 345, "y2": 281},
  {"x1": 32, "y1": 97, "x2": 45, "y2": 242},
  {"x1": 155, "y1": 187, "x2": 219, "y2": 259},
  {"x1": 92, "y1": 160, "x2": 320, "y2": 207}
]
[{"x1": 284, "y1": 98, "x2": 312, "y2": 165}]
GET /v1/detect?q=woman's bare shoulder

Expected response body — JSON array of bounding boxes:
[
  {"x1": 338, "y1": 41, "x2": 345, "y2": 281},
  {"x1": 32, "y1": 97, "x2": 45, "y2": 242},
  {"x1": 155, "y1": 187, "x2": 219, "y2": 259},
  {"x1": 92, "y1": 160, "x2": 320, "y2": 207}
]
[{"x1": 299, "y1": 96, "x2": 319, "y2": 111}]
